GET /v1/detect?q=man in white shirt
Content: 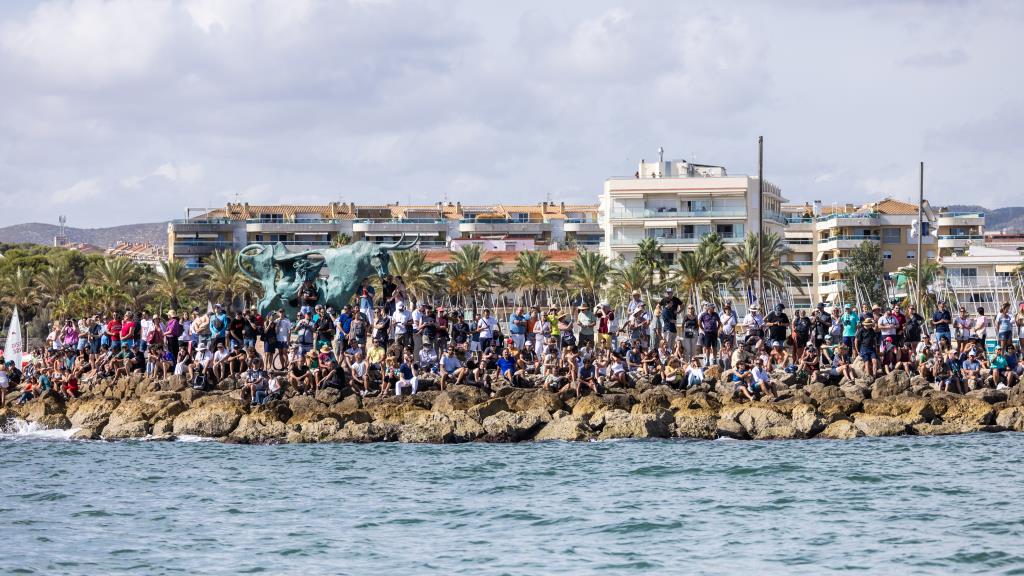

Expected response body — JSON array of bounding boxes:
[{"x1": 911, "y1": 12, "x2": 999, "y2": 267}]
[
  {"x1": 274, "y1": 310, "x2": 293, "y2": 371},
  {"x1": 476, "y1": 309, "x2": 498, "y2": 350},
  {"x1": 392, "y1": 302, "x2": 412, "y2": 348},
  {"x1": 139, "y1": 316, "x2": 154, "y2": 352}
]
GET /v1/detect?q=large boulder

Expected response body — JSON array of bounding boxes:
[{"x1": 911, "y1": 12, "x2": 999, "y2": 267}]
[
  {"x1": 965, "y1": 389, "x2": 1007, "y2": 404},
  {"x1": 289, "y1": 417, "x2": 342, "y2": 442},
  {"x1": 230, "y1": 406, "x2": 289, "y2": 443},
  {"x1": 841, "y1": 379, "x2": 873, "y2": 403},
  {"x1": 504, "y1": 388, "x2": 564, "y2": 414},
  {"x1": 996, "y1": 407, "x2": 1024, "y2": 432},
  {"x1": 871, "y1": 372, "x2": 911, "y2": 398},
  {"x1": 940, "y1": 396, "x2": 996, "y2": 428},
  {"x1": 631, "y1": 386, "x2": 681, "y2": 413},
  {"x1": 804, "y1": 382, "x2": 843, "y2": 405},
  {"x1": 314, "y1": 387, "x2": 343, "y2": 405},
  {"x1": 398, "y1": 410, "x2": 483, "y2": 443},
  {"x1": 818, "y1": 397, "x2": 861, "y2": 422},
  {"x1": 101, "y1": 400, "x2": 155, "y2": 439},
  {"x1": 67, "y1": 398, "x2": 119, "y2": 431},
  {"x1": 534, "y1": 415, "x2": 592, "y2": 441},
  {"x1": 737, "y1": 407, "x2": 793, "y2": 439},
  {"x1": 818, "y1": 420, "x2": 864, "y2": 439},
  {"x1": 287, "y1": 395, "x2": 331, "y2": 424},
  {"x1": 571, "y1": 394, "x2": 633, "y2": 422},
  {"x1": 791, "y1": 404, "x2": 827, "y2": 437},
  {"x1": 431, "y1": 386, "x2": 489, "y2": 413},
  {"x1": 853, "y1": 413, "x2": 907, "y2": 437},
  {"x1": 597, "y1": 409, "x2": 671, "y2": 440},
  {"x1": 172, "y1": 399, "x2": 244, "y2": 437},
  {"x1": 1007, "y1": 384, "x2": 1024, "y2": 407},
  {"x1": 482, "y1": 411, "x2": 542, "y2": 442},
  {"x1": 674, "y1": 409, "x2": 719, "y2": 439},
  {"x1": 862, "y1": 397, "x2": 936, "y2": 425},
  {"x1": 333, "y1": 421, "x2": 399, "y2": 443},
  {"x1": 364, "y1": 395, "x2": 431, "y2": 424},
  {"x1": 466, "y1": 398, "x2": 509, "y2": 423}
]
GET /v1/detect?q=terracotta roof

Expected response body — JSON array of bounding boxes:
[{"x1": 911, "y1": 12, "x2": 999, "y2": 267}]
[{"x1": 869, "y1": 198, "x2": 919, "y2": 215}]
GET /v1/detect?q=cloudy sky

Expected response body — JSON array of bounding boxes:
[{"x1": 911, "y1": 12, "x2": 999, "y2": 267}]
[{"x1": 0, "y1": 0, "x2": 1021, "y2": 227}]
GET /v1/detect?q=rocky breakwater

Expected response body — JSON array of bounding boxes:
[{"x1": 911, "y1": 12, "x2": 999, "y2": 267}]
[{"x1": 2, "y1": 370, "x2": 1024, "y2": 443}]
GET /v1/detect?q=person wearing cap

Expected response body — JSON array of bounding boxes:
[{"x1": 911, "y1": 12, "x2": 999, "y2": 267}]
[
  {"x1": 840, "y1": 303, "x2": 859, "y2": 349},
  {"x1": 508, "y1": 306, "x2": 529, "y2": 351},
  {"x1": 792, "y1": 309, "x2": 811, "y2": 363},
  {"x1": 812, "y1": 303, "x2": 832, "y2": 351},
  {"x1": 960, "y1": 348, "x2": 983, "y2": 390},
  {"x1": 698, "y1": 302, "x2": 722, "y2": 367},
  {"x1": 990, "y1": 346, "x2": 1018, "y2": 389},
  {"x1": 576, "y1": 303, "x2": 596, "y2": 348},
  {"x1": 626, "y1": 303, "x2": 651, "y2": 350},
  {"x1": 627, "y1": 290, "x2": 644, "y2": 317},
  {"x1": 741, "y1": 303, "x2": 763, "y2": 342},
  {"x1": 546, "y1": 307, "x2": 561, "y2": 341},
  {"x1": 719, "y1": 301, "x2": 737, "y2": 349},
  {"x1": 293, "y1": 311, "x2": 316, "y2": 356},
  {"x1": 395, "y1": 351, "x2": 419, "y2": 396},
  {"x1": 679, "y1": 304, "x2": 698, "y2": 360},
  {"x1": 764, "y1": 303, "x2": 790, "y2": 351},
  {"x1": 878, "y1": 308, "x2": 899, "y2": 354},
  {"x1": 656, "y1": 288, "x2": 683, "y2": 350},
  {"x1": 855, "y1": 317, "x2": 880, "y2": 376},
  {"x1": 163, "y1": 309, "x2": 183, "y2": 364}
]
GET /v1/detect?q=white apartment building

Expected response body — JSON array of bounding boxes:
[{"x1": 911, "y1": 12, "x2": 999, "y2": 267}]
[{"x1": 600, "y1": 157, "x2": 786, "y2": 263}]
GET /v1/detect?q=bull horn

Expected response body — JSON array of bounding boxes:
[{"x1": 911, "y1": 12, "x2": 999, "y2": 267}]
[
  {"x1": 397, "y1": 236, "x2": 420, "y2": 250},
  {"x1": 380, "y1": 234, "x2": 407, "y2": 251}
]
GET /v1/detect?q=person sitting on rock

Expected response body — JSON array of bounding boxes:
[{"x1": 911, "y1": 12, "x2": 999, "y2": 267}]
[
  {"x1": 880, "y1": 336, "x2": 898, "y2": 374},
  {"x1": 439, "y1": 346, "x2": 467, "y2": 390},
  {"x1": 564, "y1": 356, "x2": 598, "y2": 398},
  {"x1": 741, "y1": 357, "x2": 778, "y2": 401},
  {"x1": 768, "y1": 341, "x2": 789, "y2": 371},
  {"x1": 799, "y1": 344, "x2": 820, "y2": 383},
  {"x1": 287, "y1": 355, "x2": 314, "y2": 395},
  {"x1": 395, "y1": 352, "x2": 418, "y2": 396},
  {"x1": 684, "y1": 357, "x2": 704, "y2": 389},
  {"x1": 937, "y1": 349, "x2": 965, "y2": 394},
  {"x1": 960, "y1": 349, "x2": 983, "y2": 390},
  {"x1": 348, "y1": 351, "x2": 371, "y2": 396},
  {"x1": 607, "y1": 352, "x2": 629, "y2": 388},
  {"x1": 828, "y1": 344, "x2": 855, "y2": 383},
  {"x1": 15, "y1": 376, "x2": 37, "y2": 405},
  {"x1": 245, "y1": 359, "x2": 269, "y2": 405}
]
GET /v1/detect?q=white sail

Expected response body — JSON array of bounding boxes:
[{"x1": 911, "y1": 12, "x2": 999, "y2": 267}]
[{"x1": 5, "y1": 307, "x2": 23, "y2": 369}]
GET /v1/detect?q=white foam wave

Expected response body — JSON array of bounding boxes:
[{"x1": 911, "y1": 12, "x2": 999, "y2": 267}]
[
  {"x1": 174, "y1": 434, "x2": 218, "y2": 443},
  {"x1": 0, "y1": 418, "x2": 80, "y2": 441}
]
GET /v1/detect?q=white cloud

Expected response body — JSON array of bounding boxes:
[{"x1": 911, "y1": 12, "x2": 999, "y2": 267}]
[
  {"x1": 122, "y1": 162, "x2": 204, "y2": 188},
  {"x1": 51, "y1": 179, "x2": 101, "y2": 204}
]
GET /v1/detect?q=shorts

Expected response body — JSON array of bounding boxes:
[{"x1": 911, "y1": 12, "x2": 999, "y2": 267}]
[
  {"x1": 275, "y1": 340, "x2": 288, "y2": 351},
  {"x1": 700, "y1": 333, "x2": 718, "y2": 347},
  {"x1": 860, "y1": 349, "x2": 878, "y2": 361},
  {"x1": 999, "y1": 331, "x2": 1013, "y2": 342}
]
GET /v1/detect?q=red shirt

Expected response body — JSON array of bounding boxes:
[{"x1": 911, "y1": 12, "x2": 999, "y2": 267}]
[
  {"x1": 107, "y1": 321, "x2": 122, "y2": 342},
  {"x1": 120, "y1": 321, "x2": 136, "y2": 340}
]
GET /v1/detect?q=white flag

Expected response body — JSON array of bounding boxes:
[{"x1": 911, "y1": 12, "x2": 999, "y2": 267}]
[{"x1": 5, "y1": 307, "x2": 23, "y2": 370}]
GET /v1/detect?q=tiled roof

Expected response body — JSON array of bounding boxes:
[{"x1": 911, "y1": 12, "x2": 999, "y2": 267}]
[{"x1": 870, "y1": 198, "x2": 919, "y2": 215}]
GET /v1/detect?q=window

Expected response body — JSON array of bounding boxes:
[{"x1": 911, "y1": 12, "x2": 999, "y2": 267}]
[
  {"x1": 716, "y1": 224, "x2": 735, "y2": 237},
  {"x1": 926, "y1": 250, "x2": 935, "y2": 259},
  {"x1": 882, "y1": 228, "x2": 901, "y2": 243},
  {"x1": 907, "y1": 251, "x2": 916, "y2": 260},
  {"x1": 882, "y1": 251, "x2": 893, "y2": 260}
]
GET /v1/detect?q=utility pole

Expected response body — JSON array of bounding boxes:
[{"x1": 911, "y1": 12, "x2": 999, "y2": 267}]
[
  {"x1": 916, "y1": 161, "x2": 924, "y2": 308},
  {"x1": 757, "y1": 136, "x2": 764, "y2": 306}
]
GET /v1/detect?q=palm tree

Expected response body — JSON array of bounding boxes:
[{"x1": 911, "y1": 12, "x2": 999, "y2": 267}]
[
  {"x1": 87, "y1": 257, "x2": 138, "y2": 295},
  {"x1": 389, "y1": 250, "x2": 437, "y2": 304},
  {"x1": 635, "y1": 237, "x2": 666, "y2": 280},
  {"x1": 1, "y1": 267, "x2": 36, "y2": 313},
  {"x1": 154, "y1": 260, "x2": 196, "y2": 308},
  {"x1": 728, "y1": 232, "x2": 801, "y2": 302},
  {"x1": 35, "y1": 264, "x2": 78, "y2": 308},
  {"x1": 443, "y1": 245, "x2": 499, "y2": 312},
  {"x1": 511, "y1": 251, "x2": 563, "y2": 306},
  {"x1": 696, "y1": 233, "x2": 732, "y2": 288},
  {"x1": 332, "y1": 234, "x2": 352, "y2": 247},
  {"x1": 124, "y1": 280, "x2": 152, "y2": 313},
  {"x1": 202, "y1": 250, "x2": 253, "y2": 311},
  {"x1": 569, "y1": 250, "x2": 610, "y2": 306},
  {"x1": 607, "y1": 259, "x2": 653, "y2": 308},
  {"x1": 666, "y1": 251, "x2": 716, "y2": 307},
  {"x1": 899, "y1": 260, "x2": 942, "y2": 315}
]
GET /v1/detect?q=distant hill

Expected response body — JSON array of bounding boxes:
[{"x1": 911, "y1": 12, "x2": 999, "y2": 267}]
[
  {"x1": 0, "y1": 222, "x2": 167, "y2": 248},
  {"x1": 945, "y1": 205, "x2": 1024, "y2": 232}
]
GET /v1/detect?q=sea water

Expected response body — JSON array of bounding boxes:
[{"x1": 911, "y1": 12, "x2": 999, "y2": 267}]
[{"x1": 1, "y1": 428, "x2": 1023, "y2": 575}]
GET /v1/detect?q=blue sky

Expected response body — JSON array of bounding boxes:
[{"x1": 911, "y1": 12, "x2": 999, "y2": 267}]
[{"x1": 0, "y1": 0, "x2": 1021, "y2": 226}]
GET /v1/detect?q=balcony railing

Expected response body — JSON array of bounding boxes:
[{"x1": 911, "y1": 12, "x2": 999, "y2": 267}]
[
  {"x1": 174, "y1": 240, "x2": 234, "y2": 247},
  {"x1": 610, "y1": 209, "x2": 746, "y2": 219},
  {"x1": 938, "y1": 235, "x2": 984, "y2": 240},
  {"x1": 459, "y1": 218, "x2": 542, "y2": 224},
  {"x1": 246, "y1": 218, "x2": 343, "y2": 224},
  {"x1": 786, "y1": 217, "x2": 815, "y2": 224},
  {"x1": 819, "y1": 235, "x2": 880, "y2": 243},
  {"x1": 354, "y1": 218, "x2": 447, "y2": 224},
  {"x1": 172, "y1": 218, "x2": 233, "y2": 224},
  {"x1": 786, "y1": 238, "x2": 814, "y2": 245},
  {"x1": 817, "y1": 212, "x2": 880, "y2": 222},
  {"x1": 939, "y1": 212, "x2": 985, "y2": 218}
]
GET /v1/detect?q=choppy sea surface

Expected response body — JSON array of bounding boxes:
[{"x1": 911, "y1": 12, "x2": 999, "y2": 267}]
[{"x1": 2, "y1": 422, "x2": 1023, "y2": 575}]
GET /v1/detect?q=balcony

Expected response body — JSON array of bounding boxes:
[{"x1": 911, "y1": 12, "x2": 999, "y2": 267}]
[
  {"x1": 563, "y1": 219, "x2": 602, "y2": 233},
  {"x1": 458, "y1": 219, "x2": 549, "y2": 235},
  {"x1": 352, "y1": 218, "x2": 449, "y2": 235},
  {"x1": 815, "y1": 212, "x2": 880, "y2": 230},
  {"x1": 246, "y1": 219, "x2": 343, "y2": 233},
  {"x1": 609, "y1": 209, "x2": 746, "y2": 221},
  {"x1": 938, "y1": 234, "x2": 984, "y2": 249},
  {"x1": 937, "y1": 212, "x2": 985, "y2": 227},
  {"x1": 170, "y1": 219, "x2": 235, "y2": 233},
  {"x1": 818, "y1": 235, "x2": 879, "y2": 251},
  {"x1": 610, "y1": 234, "x2": 744, "y2": 248},
  {"x1": 172, "y1": 239, "x2": 235, "y2": 255},
  {"x1": 818, "y1": 257, "x2": 849, "y2": 274}
]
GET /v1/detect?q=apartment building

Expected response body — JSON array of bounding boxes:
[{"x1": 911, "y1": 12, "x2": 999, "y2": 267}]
[
  {"x1": 938, "y1": 244, "x2": 1024, "y2": 315},
  {"x1": 167, "y1": 202, "x2": 601, "y2": 267},
  {"x1": 600, "y1": 158, "x2": 786, "y2": 263},
  {"x1": 782, "y1": 198, "x2": 941, "y2": 305}
]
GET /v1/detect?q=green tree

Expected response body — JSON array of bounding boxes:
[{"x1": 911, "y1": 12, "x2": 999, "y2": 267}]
[
  {"x1": 1, "y1": 267, "x2": 36, "y2": 313},
  {"x1": 847, "y1": 241, "x2": 885, "y2": 307},
  {"x1": 202, "y1": 250, "x2": 254, "y2": 311},
  {"x1": 607, "y1": 259, "x2": 653, "y2": 308},
  {"x1": 728, "y1": 232, "x2": 801, "y2": 300},
  {"x1": 666, "y1": 251, "x2": 716, "y2": 307},
  {"x1": 35, "y1": 263, "x2": 78, "y2": 309},
  {"x1": 389, "y1": 250, "x2": 437, "y2": 304},
  {"x1": 568, "y1": 250, "x2": 610, "y2": 306},
  {"x1": 443, "y1": 245, "x2": 499, "y2": 312},
  {"x1": 87, "y1": 257, "x2": 139, "y2": 295},
  {"x1": 898, "y1": 260, "x2": 942, "y2": 316},
  {"x1": 634, "y1": 237, "x2": 667, "y2": 279},
  {"x1": 511, "y1": 251, "x2": 563, "y2": 306},
  {"x1": 153, "y1": 259, "x2": 196, "y2": 309}
]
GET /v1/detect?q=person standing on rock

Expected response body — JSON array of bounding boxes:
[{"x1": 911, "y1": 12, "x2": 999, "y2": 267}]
[
  {"x1": 508, "y1": 306, "x2": 529, "y2": 351},
  {"x1": 855, "y1": 318, "x2": 880, "y2": 377},
  {"x1": 764, "y1": 303, "x2": 790, "y2": 351},
  {"x1": 931, "y1": 301, "x2": 952, "y2": 346},
  {"x1": 657, "y1": 288, "x2": 683, "y2": 350},
  {"x1": 699, "y1": 302, "x2": 721, "y2": 367},
  {"x1": 904, "y1": 305, "x2": 925, "y2": 353},
  {"x1": 840, "y1": 303, "x2": 858, "y2": 350}
]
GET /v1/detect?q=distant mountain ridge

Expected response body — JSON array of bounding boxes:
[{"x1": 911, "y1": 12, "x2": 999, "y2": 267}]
[
  {"x1": 0, "y1": 222, "x2": 167, "y2": 248},
  {"x1": 945, "y1": 205, "x2": 1024, "y2": 232}
]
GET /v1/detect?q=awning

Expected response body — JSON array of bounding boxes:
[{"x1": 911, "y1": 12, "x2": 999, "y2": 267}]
[{"x1": 996, "y1": 264, "x2": 1019, "y2": 273}]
